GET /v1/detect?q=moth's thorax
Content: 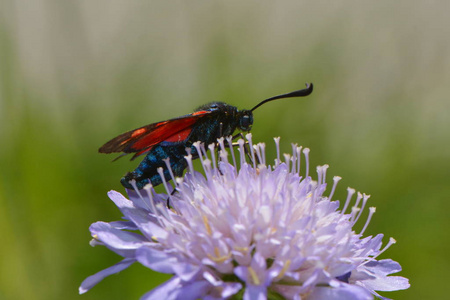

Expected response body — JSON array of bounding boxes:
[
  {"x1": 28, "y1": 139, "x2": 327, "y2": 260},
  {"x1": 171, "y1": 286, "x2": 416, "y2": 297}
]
[
  {"x1": 196, "y1": 101, "x2": 238, "y2": 115},
  {"x1": 195, "y1": 102, "x2": 253, "y2": 130}
]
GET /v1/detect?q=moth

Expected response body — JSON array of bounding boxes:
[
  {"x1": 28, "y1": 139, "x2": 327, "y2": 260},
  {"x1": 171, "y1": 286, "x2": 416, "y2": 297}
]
[{"x1": 99, "y1": 83, "x2": 313, "y2": 189}]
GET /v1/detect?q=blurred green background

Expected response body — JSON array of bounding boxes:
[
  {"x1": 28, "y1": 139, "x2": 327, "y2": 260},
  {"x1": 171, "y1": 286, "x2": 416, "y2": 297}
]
[{"x1": 1, "y1": 1, "x2": 449, "y2": 299}]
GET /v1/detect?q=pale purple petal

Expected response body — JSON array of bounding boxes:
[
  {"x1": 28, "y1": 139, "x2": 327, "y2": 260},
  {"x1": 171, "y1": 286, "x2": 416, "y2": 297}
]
[
  {"x1": 271, "y1": 284, "x2": 303, "y2": 300},
  {"x1": 109, "y1": 220, "x2": 139, "y2": 230},
  {"x1": 135, "y1": 246, "x2": 180, "y2": 274},
  {"x1": 309, "y1": 283, "x2": 373, "y2": 300},
  {"x1": 141, "y1": 277, "x2": 210, "y2": 300},
  {"x1": 140, "y1": 276, "x2": 182, "y2": 300},
  {"x1": 90, "y1": 222, "x2": 148, "y2": 257},
  {"x1": 219, "y1": 282, "x2": 242, "y2": 298},
  {"x1": 203, "y1": 271, "x2": 242, "y2": 298},
  {"x1": 363, "y1": 259, "x2": 403, "y2": 276},
  {"x1": 353, "y1": 259, "x2": 410, "y2": 292},
  {"x1": 243, "y1": 284, "x2": 267, "y2": 300},
  {"x1": 358, "y1": 274, "x2": 410, "y2": 293},
  {"x1": 234, "y1": 265, "x2": 249, "y2": 282},
  {"x1": 108, "y1": 190, "x2": 168, "y2": 240},
  {"x1": 172, "y1": 261, "x2": 201, "y2": 281},
  {"x1": 79, "y1": 258, "x2": 135, "y2": 294},
  {"x1": 174, "y1": 280, "x2": 211, "y2": 300}
]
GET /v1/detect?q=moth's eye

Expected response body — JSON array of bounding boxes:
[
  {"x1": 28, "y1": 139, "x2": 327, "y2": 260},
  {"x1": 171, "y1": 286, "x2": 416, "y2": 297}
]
[
  {"x1": 210, "y1": 104, "x2": 218, "y2": 109},
  {"x1": 240, "y1": 114, "x2": 253, "y2": 131}
]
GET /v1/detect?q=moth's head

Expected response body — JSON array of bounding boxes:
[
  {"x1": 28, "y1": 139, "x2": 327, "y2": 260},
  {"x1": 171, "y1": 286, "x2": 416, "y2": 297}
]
[{"x1": 238, "y1": 110, "x2": 253, "y2": 131}]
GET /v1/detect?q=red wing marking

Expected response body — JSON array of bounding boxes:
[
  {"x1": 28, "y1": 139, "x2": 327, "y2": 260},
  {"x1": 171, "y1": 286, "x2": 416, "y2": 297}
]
[
  {"x1": 131, "y1": 118, "x2": 197, "y2": 150},
  {"x1": 192, "y1": 110, "x2": 209, "y2": 116},
  {"x1": 119, "y1": 128, "x2": 148, "y2": 146},
  {"x1": 99, "y1": 110, "x2": 214, "y2": 157},
  {"x1": 164, "y1": 127, "x2": 193, "y2": 143},
  {"x1": 131, "y1": 128, "x2": 147, "y2": 138}
]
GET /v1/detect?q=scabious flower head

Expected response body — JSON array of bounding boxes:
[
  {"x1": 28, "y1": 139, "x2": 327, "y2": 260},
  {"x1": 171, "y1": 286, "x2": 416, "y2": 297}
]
[{"x1": 80, "y1": 134, "x2": 409, "y2": 300}]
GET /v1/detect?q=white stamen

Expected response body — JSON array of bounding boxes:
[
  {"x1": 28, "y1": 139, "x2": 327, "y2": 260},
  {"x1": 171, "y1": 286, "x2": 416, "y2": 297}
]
[
  {"x1": 129, "y1": 179, "x2": 140, "y2": 195},
  {"x1": 246, "y1": 133, "x2": 256, "y2": 169},
  {"x1": 296, "y1": 146, "x2": 302, "y2": 175},
  {"x1": 351, "y1": 206, "x2": 360, "y2": 221},
  {"x1": 163, "y1": 158, "x2": 177, "y2": 185},
  {"x1": 201, "y1": 142, "x2": 209, "y2": 159},
  {"x1": 89, "y1": 238, "x2": 102, "y2": 247},
  {"x1": 193, "y1": 141, "x2": 203, "y2": 161},
  {"x1": 361, "y1": 237, "x2": 397, "y2": 266},
  {"x1": 202, "y1": 158, "x2": 213, "y2": 181},
  {"x1": 259, "y1": 143, "x2": 266, "y2": 166},
  {"x1": 284, "y1": 153, "x2": 291, "y2": 171},
  {"x1": 217, "y1": 138, "x2": 229, "y2": 164},
  {"x1": 157, "y1": 167, "x2": 174, "y2": 206},
  {"x1": 353, "y1": 194, "x2": 370, "y2": 224},
  {"x1": 354, "y1": 192, "x2": 363, "y2": 208},
  {"x1": 130, "y1": 179, "x2": 152, "y2": 211},
  {"x1": 254, "y1": 144, "x2": 263, "y2": 167},
  {"x1": 237, "y1": 139, "x2": 246, "y2": 168},
  {"x1": 360, "y1": 207, "x2": 376, "y2": 235},
  {"x1": 142, "y1": 184, "x2": 156, "y2": 213},
  {"x1": 185, "y1": 152, "x2": 195, "y2": 174},
  {"x1": 217, "y1": 137, "x2": 225, "y2": 152},
  {"x1": 219, "y1": 149, "x2": 228, "y2": 165},
  {"x1": 155, "y1": 201, "x2": 173, "y2": 225},
  {"x1": 226, "y1": 136, "x2": 237, "y2": 171},
  {"x1": 322, "y1": 165, "x2": 329, "y2": 185},
  {"x1": 208, "y1": 143, "x2": 217, "y2": 173},
  {"x1": 185, "y1": 147, "x2": 192, "y2": 155},
  {"x1": 350, "y1": 192, "x2": 363, "y2": 222},
  {"x1": 316, "y1": 166, "x2": 323, "y2": 185},
  {"x1": 274, "y1": 137, "x2": 281, "y2": 167},
  {"x1": 291, "y1": 143, "x2": 298, "y2": 173},
  {"x1": 193, "y1": 142, "x2": 209, "y2": 176},
  {"x1": 316, "y1": 165, "x2": 328, "y2": 186},
  {"x1": 143, "y1": 184, "x2": 165, "y2": 227},
  {"x1": 329, "y1": 176, "x2": 341, "y2": 201},
  {"x1": 303, "y1": 148, "x2": 310, "y2": 178},
  {"x1": 340, "y1": 187, "x2": 354, "y2": 216}
]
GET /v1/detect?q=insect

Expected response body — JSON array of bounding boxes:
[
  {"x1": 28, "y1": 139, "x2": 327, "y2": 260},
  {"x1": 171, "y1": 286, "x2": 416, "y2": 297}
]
[{"x1": 99, "y1": 83, "x2": 313, "y2": 190}]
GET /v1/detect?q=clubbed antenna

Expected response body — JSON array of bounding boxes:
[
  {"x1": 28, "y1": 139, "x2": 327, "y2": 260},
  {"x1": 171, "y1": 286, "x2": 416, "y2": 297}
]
[{"x1": 250, "y1": 82, "x2": 313, "y2": 112}]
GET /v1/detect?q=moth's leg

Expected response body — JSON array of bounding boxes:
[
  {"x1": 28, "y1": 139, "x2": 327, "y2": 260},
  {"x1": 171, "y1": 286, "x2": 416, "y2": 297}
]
[
  {"x1": 222, "y1": 132, "x2": 248, "y2": 147},
  {"x1": 166, "y1": 188, "x2": 177, "y2": 209},
  {"x1": 231, "y1": 132, "x2": 245, "y2": 142},
  {"x1": 228, "y1": 132, "x2": 255, "y2": 164},
  {"x1": 219, "y1": 122, "x2": 223, "y2": 137},
  {"x1": 165, "y1": 153, "x2": 188, "y2": 210}
]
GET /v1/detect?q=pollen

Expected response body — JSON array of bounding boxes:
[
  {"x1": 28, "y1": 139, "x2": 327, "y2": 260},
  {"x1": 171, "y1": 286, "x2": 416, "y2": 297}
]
[
  {"x1": 274, "y1": 260, "x2": 291, "y2": 281},
  {"x1": 202, "y1": 215, "x2": 212, "y2": 236},
  {"x1": 131, "y1": 128, "x2": 146, "y2": 137},
  {"x1": 234, "y1": 246, "x2": 249, "y2": 253},
  {"x1": 248, "y1": 267, "x2": 261, "y2": 285},
  {"x1": 207, "y1": 247, "x2": 231, "y2": 263}
]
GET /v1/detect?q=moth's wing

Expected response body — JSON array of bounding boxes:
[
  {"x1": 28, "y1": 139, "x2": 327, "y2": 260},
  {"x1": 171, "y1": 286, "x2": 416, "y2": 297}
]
[{"x1": 99, "y1": 110, "x2": 213, "y2": 160}]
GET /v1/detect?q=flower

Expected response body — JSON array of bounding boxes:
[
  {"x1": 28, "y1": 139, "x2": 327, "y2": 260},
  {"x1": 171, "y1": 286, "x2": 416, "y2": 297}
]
[{"x1": 80, "y1": 134, "x2": 409, "y2": 299}]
